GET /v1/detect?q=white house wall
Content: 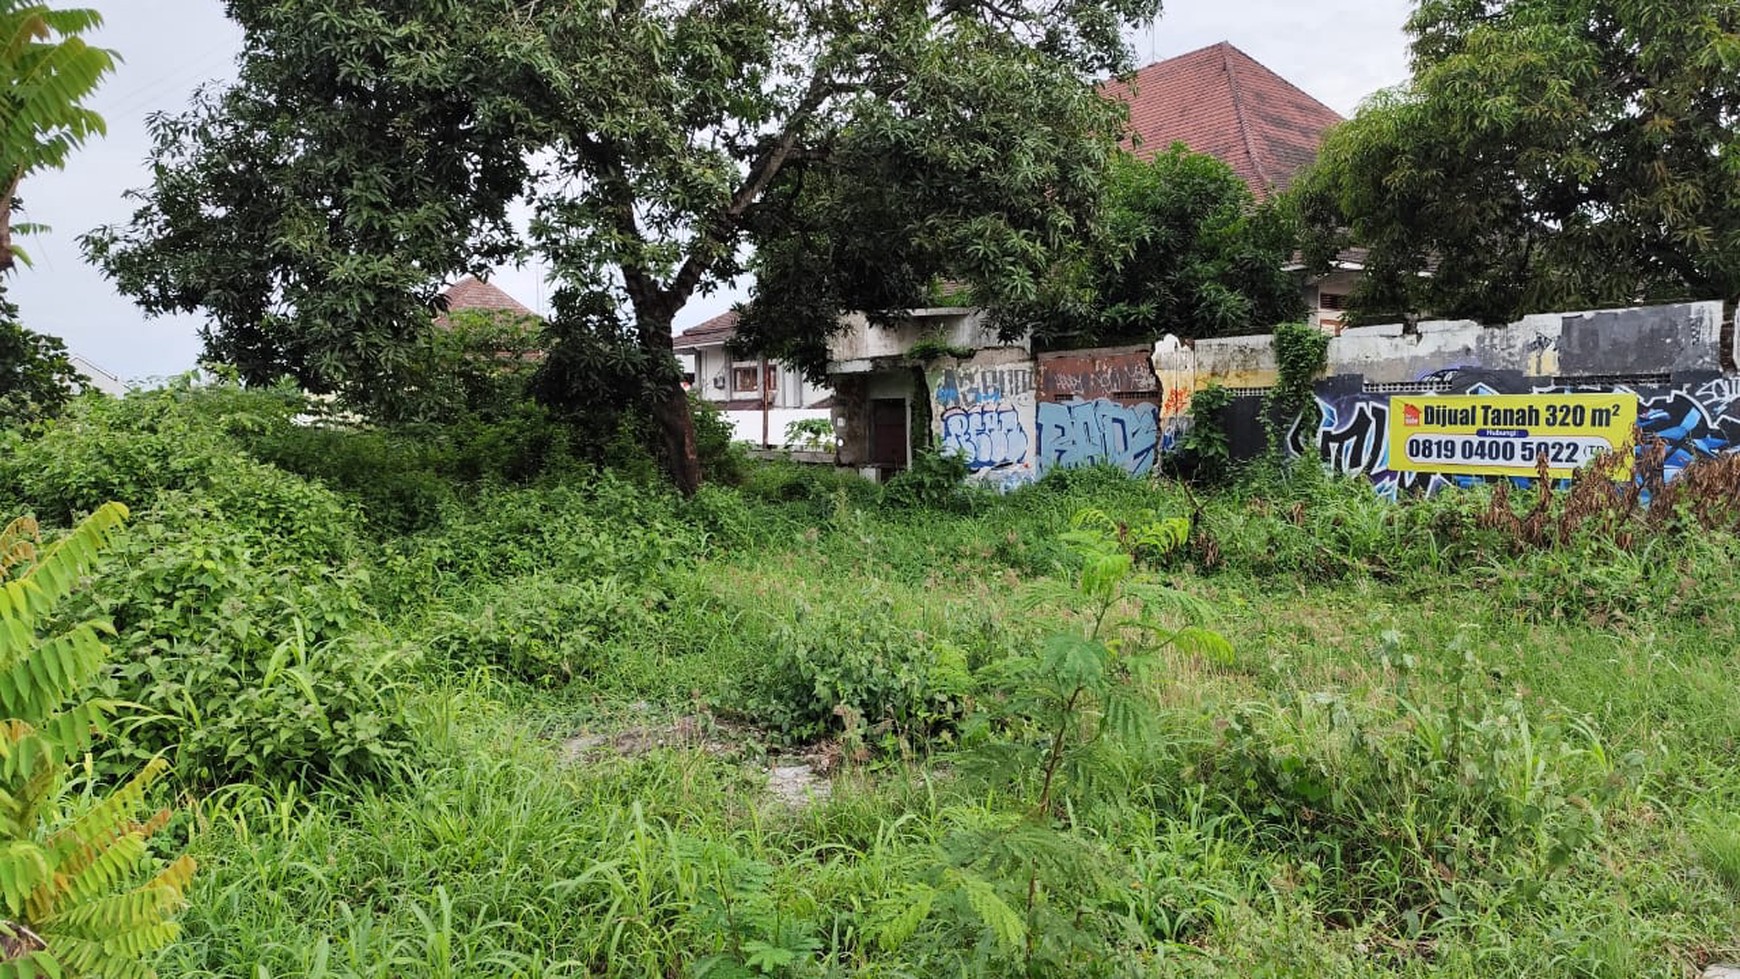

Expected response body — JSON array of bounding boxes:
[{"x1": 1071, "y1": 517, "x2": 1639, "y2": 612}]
[
  {"x1": 723, "y1": 408, "x2": 833, "y2": 446},
  {"x1": 689, "y1": 345, "x2": 828, "y2": 408}
]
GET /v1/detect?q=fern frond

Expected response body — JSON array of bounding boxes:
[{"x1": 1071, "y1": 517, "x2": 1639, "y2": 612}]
[
  {"x1": 943, "y1": 869, "x2": 1025, "y2": 952},
  {"x1": 0, "y1": 518, "x2": 38, "y2": 581},
  {"x1": 1168, "y1": 626, "x2": 1235, "y2": 666},
  {"x1": 46, "y1": 757, "x2": 167, "y2": 877},
  {"x1": 0, "y1": 502, "x2": 191, "y2": 975},
  {"x1": 0, "y1": 504, "x2": 124, "y2": 627},
  {"x1": 49, "y1": 836, "x2": 147, "y2": 914},
  {"x1": 142, "y1": 855, "x2": 194, "y2": 896},
  {"x1": 0, "y1": 627, "x2": 108, "y2": 724},
  {"x1": 1126, "y1": 516, "x2": 1189, "y2": 556},
  {"x1": 873, "y1": 884, "x2": 936, "y2": 951},
  {"x1": 0, "y1": 843, "x2": 51, "y2": 917},
  {"x1": 0, "y1": 948, "x2": 59, "y2": 979}
]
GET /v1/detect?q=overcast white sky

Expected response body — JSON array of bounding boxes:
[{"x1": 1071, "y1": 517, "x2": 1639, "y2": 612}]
[{"x1": 8, "y1": 0, "x2": 1413, "y2": 384}]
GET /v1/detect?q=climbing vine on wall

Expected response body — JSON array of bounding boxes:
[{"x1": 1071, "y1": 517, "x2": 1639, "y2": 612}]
[
  {"x1": 1263, "y1": 322, "x2": 1329, "y2": 450},
  {"x1": 1181, "y1": 382, "x2": 1235, "y2": 483}
]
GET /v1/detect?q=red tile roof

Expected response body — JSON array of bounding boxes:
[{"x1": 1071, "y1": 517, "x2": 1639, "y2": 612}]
[
  {"x1": 1102, "y1": 42, "x2": 1344, "y2": 200},
  {"x1": 673, "y1": 309, "x2": 739, "y2": 351},
  {"x1": 439, "y1": 275, "x2": 535, "y2": 318}
]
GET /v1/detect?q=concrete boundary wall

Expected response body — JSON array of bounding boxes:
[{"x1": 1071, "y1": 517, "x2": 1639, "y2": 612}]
[
  {"x1": 827, "y1": 300, "x2": 1738, "y2": 491},
  {"x1": 1279, "y1": 369, "x2": 1740, "y2": 498},
  {"x1": 927, "y1": 348, "x2": 1039, "y2": 490},
  {"x1": 1189, "y1": 300, "x2": 1726, "y2": 391}
]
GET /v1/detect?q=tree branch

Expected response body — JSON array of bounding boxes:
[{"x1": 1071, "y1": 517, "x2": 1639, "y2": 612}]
[
  {"x1": 666, "y1": 66, "x2": 840, "y2": 306},
  {"x1": 572, "y1": 133, "x2": 663, "y2": 317}
]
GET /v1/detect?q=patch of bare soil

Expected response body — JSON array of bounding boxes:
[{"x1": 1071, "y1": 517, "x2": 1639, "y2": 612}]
[{"x1": 559, "y1": 712, "x2": 843, "y2": 810}]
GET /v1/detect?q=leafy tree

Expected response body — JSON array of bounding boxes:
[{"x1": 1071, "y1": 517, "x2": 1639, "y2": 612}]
[
  {"x1": 0, "y1": 286, "x2": 85, "y2": 425},
  {"x1": 387, "y1": 307, "x2": 543, "y2": 425},
  {"x1": 81, "y1": 3, "x2": 535, "y2": 422},
  {"x1": 85, "y1": 0, "x2": 1155, "y2": 493},
  {"x1": 723, "y1": 19, "x2": 1138, "y2": 379},
  {"x1": 1002, "y1": 147, "x2": 1304, "y2": 350},
  {"x1": 1, "y1": 2, "x2": 116, "y2": 272},
  {"x1": 1295, "y1": 0, "x2": 1740, "y2": 325}
]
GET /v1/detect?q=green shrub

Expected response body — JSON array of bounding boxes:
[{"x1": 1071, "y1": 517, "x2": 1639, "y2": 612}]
[
  {"x1": 782, "y1": 416, "x2": 836, "y2": 451},
  {"x1": 84, "y1": 505, "x2": 414, "y2": 788},
  {"x1": 427, "y1": 574, "x2": 658, "y2": 685},
  {"x1": 691, "y1": 393, "x2": 748, "y2": 485},
  {"x1": 745, "y1": 597, "x2": 973, "y2": 742},
  {"x1": 246, "y1": 423, "x2": 454, "y2": 534},
  {"x1": 0, "y1": 379, "x2": 366, "y2": 560},
  {"x1": 882, "y1": 450, "x2": 973, "y2": 512},
  {"x1": 1178, "y1": 382, "x2": 1234, "y2": 483},
  {"x1": 393, "y1": 476, "x2": 704, "y2": 589},
  {"x1": 247, "y1": 401, "x2": 584, "y2": 534},
  {"x1": 0, "y1": 379, "x2": 301, "y2": 524}
]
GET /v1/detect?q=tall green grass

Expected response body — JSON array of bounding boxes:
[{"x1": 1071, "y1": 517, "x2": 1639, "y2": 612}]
[{"x1": 3, "y1": 386, "x2": 1737, "y2": 976}]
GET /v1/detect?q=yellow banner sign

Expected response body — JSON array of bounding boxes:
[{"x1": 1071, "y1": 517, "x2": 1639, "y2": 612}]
[{"x1": 1387, "y1": 393, "x2": 1637, "y2": 478}]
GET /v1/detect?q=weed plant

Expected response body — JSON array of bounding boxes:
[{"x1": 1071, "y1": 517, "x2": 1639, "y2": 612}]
[{"x1": 0, "y1": 384, "x2": 1735, "y2": 977}]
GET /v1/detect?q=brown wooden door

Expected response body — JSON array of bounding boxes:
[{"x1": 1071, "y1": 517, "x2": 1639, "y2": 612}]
[{"x1": 869, "y1": 398, "x2": 907, "y2": 469}]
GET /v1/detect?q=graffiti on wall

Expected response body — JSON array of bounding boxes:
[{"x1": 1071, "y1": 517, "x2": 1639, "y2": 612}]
[
  {"x1": 933, "y1": 361, "x2": 1037, "y2": 490},
  {"x1": 1037, "y1": 399, "x2": 1162, "y2": 476},
  {"x1": 934, "y1": 365, "x2": 1034, "y2": 406},
  {"x1": 1290, "y1": 395, "x2": 1457, "y2": 499},
  {"x1": 940, "y1": 404, "x2": 1030, "y2": 473},
  {"x1": 1152, "y1": 334, "x2": 1197, "y2": 454},
  {"x1": 1288, "y1": 374, "x2": 1740, "y2": 498},
  {"x1": 1544, "y1": 378, "x2": 1740, "y2": 481},
  {"x1": 1038, "y1": 359, "x2": 1156, "y2": 400}
]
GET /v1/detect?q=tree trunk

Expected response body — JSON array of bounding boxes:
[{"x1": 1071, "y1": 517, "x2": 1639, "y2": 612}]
[
  {"x1": 0, "y1": 169, "x2": 21, "y2": 276},
  {"x1": 639, "y1": 312, "x2": 703, "y2": 495}
]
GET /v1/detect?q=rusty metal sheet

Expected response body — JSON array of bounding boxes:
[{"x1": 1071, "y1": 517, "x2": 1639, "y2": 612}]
[{"x1": 1037, "y1": 345, "x2": 1159, "y2": 403}]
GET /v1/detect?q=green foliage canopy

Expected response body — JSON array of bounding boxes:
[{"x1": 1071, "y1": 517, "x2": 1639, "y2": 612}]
[
  {"x1": 1296, "y1": 0, "x2": 1740, "y2": 324},
  {"x1": 0, "y1": 287, "x2": 84, "y2": 425},
  {"x1": 84, "y1": 0, "x2": 1160, "y2": 492},
  {"x1": 0, "y1": 504, "x2": 195, "y2": 979},
  {"x1": 1003, "y1": 147, "x2": 1304, "y2": 350}
]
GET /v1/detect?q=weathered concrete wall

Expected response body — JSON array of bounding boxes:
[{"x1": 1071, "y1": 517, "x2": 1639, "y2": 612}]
[
  {"x1": 1325, "y1": 302, "x2": 1722, "y2": 384},
  {"x1": 830, "y1": 374, "x2": 871, "y2": 468},
  {"x1": 1035, "y1": 345, "x2": 1166, "y2": 477},
  {"x1": 1192, "y1": 334, "x2": 1277, "y2": 389},
  {"x1": 1187, "y1": 300, "x2": 1726, "y2": 391},
  {"x1": 1151, "y1": 335, "x2": 1199, "y2": 443},
  {"x1": 929, "y1": 349, "x2": 1038, "y2": 490},
  {"x1": 830, "y1": 300, "x2": 1735, "y2": 489},
  {"x1": 833, "y1": 370, "x2": 925, "y2": 470},
  {"x1": 828, "y1": 310, "x2": 1008, "y2": 372}
]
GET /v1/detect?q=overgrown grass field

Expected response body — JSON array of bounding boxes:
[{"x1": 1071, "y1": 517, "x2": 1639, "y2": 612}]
[{"x1": 3, "y1": 384, "x2": 1739, "y2": 977}]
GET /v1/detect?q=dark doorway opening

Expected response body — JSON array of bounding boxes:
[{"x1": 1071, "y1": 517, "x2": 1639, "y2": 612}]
[{"x1": 869, "y1": 398, "x2": 908, "y2": 471}]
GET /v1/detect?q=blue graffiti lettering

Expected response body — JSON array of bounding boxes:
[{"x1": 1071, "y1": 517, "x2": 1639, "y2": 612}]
[
  {"x1": 1036, "y1": 399, "x2": 1161, "y2": 476},
  {"x1": 940, "y1": 404, "x2": 1029, "y2": 472}
]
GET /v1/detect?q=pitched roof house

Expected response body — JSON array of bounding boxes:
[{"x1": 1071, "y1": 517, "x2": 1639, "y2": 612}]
[
  {"x1": 672, "y1": 309, "x2": 835, "y2": 445},
  {"x1": 437, "y1": 275, "x2": 536, "y2": 323},
  {"x1": 1103, "y1": 41, "x2": 1344, "y2": 200}
]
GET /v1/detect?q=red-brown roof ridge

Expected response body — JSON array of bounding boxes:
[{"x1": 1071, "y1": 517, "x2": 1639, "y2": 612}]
[
  {"x1": 439, "y1": 275, "x2": 535, "y2": 317},
  {"x1": 1102, "y1": 41, "x2": 1344, "y2": 199}
]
